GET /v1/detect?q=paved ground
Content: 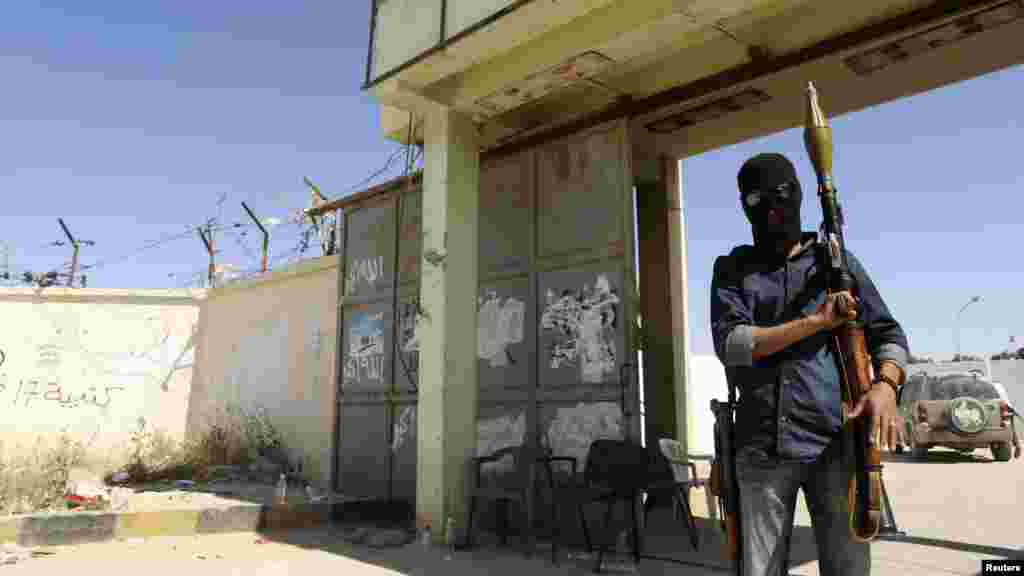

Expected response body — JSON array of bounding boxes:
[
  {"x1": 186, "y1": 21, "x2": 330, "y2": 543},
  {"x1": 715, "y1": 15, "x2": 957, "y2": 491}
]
[{"x1": 2, "y1": 447, "x2": 1020, "y2": 575}]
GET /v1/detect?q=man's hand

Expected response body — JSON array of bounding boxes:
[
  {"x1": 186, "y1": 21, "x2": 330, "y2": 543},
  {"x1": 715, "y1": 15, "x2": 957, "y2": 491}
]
[
  {"x1": 815, "y1": 291, "x2": 858, "y2": 330},
  {"x1": 848, "y1": 381, "x2": 899, "y2": 451}
]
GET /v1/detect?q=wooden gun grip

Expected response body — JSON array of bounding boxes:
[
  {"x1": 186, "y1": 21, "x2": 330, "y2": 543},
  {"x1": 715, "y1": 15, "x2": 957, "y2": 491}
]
[{"x1": 840, "y1": 324, "x2": 883, "y2": 542}]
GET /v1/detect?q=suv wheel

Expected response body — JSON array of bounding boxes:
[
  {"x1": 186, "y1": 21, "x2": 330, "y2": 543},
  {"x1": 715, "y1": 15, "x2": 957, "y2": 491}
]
[
  {"x1": 991, "y1": 442, "x2": 1012, "y2": 462},
  {"x1": 908, "y1": 434, "x2": 929, "y2": 460}
]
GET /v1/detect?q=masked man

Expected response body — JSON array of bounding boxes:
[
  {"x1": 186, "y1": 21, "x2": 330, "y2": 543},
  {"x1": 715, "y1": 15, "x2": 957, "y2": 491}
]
[{"x1": 710, "y1": 153, "x2": 909, "y2": 576}]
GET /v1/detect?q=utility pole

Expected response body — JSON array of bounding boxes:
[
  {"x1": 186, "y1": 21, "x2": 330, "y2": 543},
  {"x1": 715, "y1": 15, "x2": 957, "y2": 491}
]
[
  {"x1": 303, "y1": 176, "x2": 336, "y2": 256},
  {"x1": 197, "y1": 221, "x2": 215, "y2": 288},
  {"x1": 56, "y1": 219, "x2": 94, "y2": 288},
  {"x1": 954, "y1": 295, "x2": 982, "y2": 360},
  {"x1": 241, "y1": 202, "x2": 270, "y2": 273}
]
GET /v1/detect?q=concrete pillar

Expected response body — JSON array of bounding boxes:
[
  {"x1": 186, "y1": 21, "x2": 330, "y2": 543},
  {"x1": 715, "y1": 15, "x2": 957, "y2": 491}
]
[
  {"x1": 415, "y1": 105, "x2": 480, "y2": 544},
  {"x1": 633, "y1": 134, "x2": 694, "y2": 459},
  {"x1": 635, "y1": 159, "x2": 677, "y2": 447},
  {"x1": 661, "y1": 156, "x2": 694, "y2": 456}
]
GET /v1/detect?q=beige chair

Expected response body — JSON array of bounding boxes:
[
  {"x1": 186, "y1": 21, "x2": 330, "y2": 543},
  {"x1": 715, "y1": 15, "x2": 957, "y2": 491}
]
[{"x1": 655, "y1": 438, "x2": 712, "y2": 549}]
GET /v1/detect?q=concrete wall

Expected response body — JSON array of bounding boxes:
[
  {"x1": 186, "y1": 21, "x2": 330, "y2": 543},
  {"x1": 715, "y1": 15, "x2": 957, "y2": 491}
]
[
  {"x1": 0, "y1": 288, "x2": 203, "y2": 464},
  {"x1": 188, "y1": 256, "x2": 338, "y2": 490}
]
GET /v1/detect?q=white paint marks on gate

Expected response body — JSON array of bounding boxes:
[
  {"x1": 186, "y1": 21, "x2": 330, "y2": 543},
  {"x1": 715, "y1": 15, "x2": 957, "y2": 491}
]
[
  {"x1": 545, "y1": 402, "x2": 623, "y2": 473},
  {"x1": 476, "y1": 412, "x2": 526, "y2": 474},
  {"x1": 477, "y1": 292, "x2": 525, "y2": 368},
  {"x1": 344, "y1": 311, "x2": 385, "y2": 383},
  {"x1": 347, "y1": 256, "x2": 384, "y2": 294},
  {"x1": 399, "y1": 301, "x2": 420, "y2": 353},
  {"x1": 541, "y1": 274, "x2": 619, "y2": 383},
  {"x1": 391, "y1": 406, "x2": 416, "y2": 453}
]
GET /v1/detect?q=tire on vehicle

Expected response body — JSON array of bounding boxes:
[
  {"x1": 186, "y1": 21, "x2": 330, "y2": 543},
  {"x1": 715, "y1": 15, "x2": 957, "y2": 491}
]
[{"x1": 991, "y1": 442, "x2": 1012, "y2": 462}]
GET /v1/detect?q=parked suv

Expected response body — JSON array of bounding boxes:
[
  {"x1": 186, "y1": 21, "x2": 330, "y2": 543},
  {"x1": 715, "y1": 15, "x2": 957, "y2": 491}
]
[{"x1": 896, "y1": 371, "x2": 1018, "y2": 461}]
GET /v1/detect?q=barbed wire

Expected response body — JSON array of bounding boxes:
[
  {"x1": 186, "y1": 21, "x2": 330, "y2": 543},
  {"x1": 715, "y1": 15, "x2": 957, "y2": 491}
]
[
  {"x1": 330, "y1": 146, "x2": 409, "y2": 200},
  {"x1": 14, "y1": 145, "x2": 412, "y2": 289}
]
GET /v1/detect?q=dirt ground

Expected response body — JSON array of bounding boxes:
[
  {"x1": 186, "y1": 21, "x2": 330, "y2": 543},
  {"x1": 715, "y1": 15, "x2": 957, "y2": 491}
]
[{"x1": 9, "y1": 466, "x2": 323, "y2": 518}]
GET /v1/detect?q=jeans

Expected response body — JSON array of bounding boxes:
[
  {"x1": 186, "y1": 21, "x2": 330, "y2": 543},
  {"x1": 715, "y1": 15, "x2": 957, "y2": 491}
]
[{"x1": 735, "y1": 440, "x2": 870, "y2": 576}]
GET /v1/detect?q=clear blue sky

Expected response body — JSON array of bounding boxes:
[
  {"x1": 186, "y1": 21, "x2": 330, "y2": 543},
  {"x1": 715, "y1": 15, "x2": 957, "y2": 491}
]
[{"x1": 3, "y1": 3, "x2": 1021, "y2": 360}]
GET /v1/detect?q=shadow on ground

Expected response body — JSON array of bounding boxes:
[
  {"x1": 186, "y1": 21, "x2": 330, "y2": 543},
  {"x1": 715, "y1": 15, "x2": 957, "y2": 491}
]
[
  {"x1": 251, "y1": 502, "x2": 825, "y2": 575},
  {"x1": 249, "y1": 496, "x2": 1024, "y2": 575},
  {"x1": 879, "y1": 533, "x2": 1023, "y2": 560}
]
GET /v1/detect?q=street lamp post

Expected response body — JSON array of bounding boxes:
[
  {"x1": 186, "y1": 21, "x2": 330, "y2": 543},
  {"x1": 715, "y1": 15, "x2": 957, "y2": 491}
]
[{"x1": 954, "y1": 295, "x2": 982, "y2": 360}]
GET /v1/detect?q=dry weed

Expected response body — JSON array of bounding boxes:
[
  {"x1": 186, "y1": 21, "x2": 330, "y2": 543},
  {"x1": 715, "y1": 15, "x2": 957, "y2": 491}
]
[
  {"x1": 105, "y1": 403, "x2": 290, "y2": 485},
  {"x1": 0, "y1": 431, "x2": 85, "y2": 515}
]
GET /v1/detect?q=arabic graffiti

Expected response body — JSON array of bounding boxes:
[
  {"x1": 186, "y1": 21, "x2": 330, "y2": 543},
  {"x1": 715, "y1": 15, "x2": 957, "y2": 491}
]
[
  {"x1": 541, "y1": 274, "x2": 620, "y2": 383},
  {"x1": 36, "y1": 344, "x2": 60, "y2": 367},
  {"x1": 343, "y1": 311, "x2": 385, "y2": 384},
  {"x1": 347, "y1": 256, "x2": 385, "y2": 295},
  {"x1": 7, "y1": 378, "x2": 124, "y2": 409}
]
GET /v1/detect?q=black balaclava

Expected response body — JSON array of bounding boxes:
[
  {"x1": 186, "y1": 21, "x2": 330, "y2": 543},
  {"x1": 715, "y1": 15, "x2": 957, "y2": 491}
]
[{"x1": 737, "y1": 153, "x2": 803, "y2": 254}]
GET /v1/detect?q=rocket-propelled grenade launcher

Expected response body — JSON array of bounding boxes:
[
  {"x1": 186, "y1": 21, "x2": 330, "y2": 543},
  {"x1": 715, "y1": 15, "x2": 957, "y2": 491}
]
[{"x1": 803, "y1": 82, "x2": 883, "y2": 543}]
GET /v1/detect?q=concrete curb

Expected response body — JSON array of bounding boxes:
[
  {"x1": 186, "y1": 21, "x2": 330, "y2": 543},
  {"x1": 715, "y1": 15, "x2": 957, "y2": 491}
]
[{"x1": 0, "y1": 501, "x2": 331, "y2": 548}]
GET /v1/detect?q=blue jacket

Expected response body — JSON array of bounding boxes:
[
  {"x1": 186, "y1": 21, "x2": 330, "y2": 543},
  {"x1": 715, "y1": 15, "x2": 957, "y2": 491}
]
[{"x1": 710, "y1": 232, "x2": 909, "y2": 462}]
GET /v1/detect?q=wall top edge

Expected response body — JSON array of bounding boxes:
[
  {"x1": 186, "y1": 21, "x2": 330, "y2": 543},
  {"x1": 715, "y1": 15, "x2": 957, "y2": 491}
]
[
  {"x1": 207, "y1": 255, "x2": 339, "y2": 298},
  {"x1": 0, "y1": 287, "x2": 207, "y2": 304}
]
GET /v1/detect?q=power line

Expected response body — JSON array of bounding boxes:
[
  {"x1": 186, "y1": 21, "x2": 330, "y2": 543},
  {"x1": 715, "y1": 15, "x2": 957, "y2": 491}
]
[
  {"x1": 81, "y1": 228, "x2": 196, "y2": 272},
  {"x1": 79, "y1": 220, "x2": 267, "y2": 274},
  {"x1": 226, "y1": 226, "x2": 258, "y2": 262}
]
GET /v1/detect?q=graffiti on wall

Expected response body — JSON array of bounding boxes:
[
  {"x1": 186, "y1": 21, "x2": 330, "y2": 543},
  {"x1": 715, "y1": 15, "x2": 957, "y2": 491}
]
[
  {"x1": 344, "y1": 311, "x2": 385, "y2": 383},
  {"x1": 545, "y1": 402, "x2": 623, "y2": 472},
  {"x1": 541, "y1": 274, "x2": 620, "y2": 383},
  {"x1": 0, "y1": 315, "x2": 189, "y2": 412},
  {"x1": 5, "y1": 378, "x2": 124, "y2": 409},
  {"x1": 347, "y1": 256, "x2": 385, "y2": 295},
  {"x1": 0, "y1": 344, "x2": 129, "y2": 410},
  {"x1": 477, "y1": 292, "x2": 525, "y2": 368}
]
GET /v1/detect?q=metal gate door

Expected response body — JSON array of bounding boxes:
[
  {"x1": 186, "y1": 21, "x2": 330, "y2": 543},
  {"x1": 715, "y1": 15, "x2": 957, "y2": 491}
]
[
  {"x1": 334, "y1": 120, "x2": 639, "y2": 523},
  {"x1": 334, "y1": 179, "x2": 422, "y2": 514},
  {"x1": 477, "y1": 121, "x2": 640, "y2": 521}
]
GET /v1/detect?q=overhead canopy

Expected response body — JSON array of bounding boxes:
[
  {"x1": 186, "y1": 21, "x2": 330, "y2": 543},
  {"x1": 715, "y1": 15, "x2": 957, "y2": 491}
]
[{"x1": 365, "y1": 0, "x2": 1024, "y2": 159}]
